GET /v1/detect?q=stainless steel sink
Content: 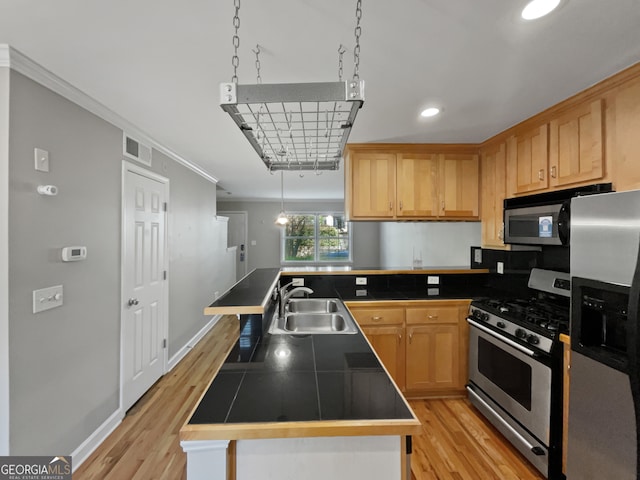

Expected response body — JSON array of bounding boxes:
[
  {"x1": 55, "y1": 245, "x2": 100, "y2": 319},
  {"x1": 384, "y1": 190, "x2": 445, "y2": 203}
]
[
  {"x1": 269, "y1": 298, "x2": 358, "y2": 335},
  {"x1": 284, "y1": 313, "x2": 353, "y2": 333},
  {"x1": 286, "y1": 298, "x2": 339, "y2": 313}
]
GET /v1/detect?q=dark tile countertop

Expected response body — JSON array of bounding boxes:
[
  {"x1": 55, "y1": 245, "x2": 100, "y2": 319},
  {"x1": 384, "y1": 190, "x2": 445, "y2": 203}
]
[{"x1": 188, "y1": 313, "x2": 415, "y2": 426}]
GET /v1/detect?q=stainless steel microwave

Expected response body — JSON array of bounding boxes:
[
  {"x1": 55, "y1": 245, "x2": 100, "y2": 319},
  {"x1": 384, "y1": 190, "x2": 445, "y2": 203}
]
[{"x1": 503, "y1": 183, "x2": 613, "y2": 246}]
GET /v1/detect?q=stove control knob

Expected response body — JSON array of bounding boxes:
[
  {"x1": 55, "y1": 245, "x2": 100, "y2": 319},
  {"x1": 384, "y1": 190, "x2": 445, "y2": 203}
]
[
  {"x1": 527, "y1": 334, "x2": 540, "y2": 345},
  {"x1": 480, "y1": 312, "x2": 490, "y2": 322},
  {"x1": 496, "y1": 321, "x2": 506, "y2": 329},
  {"x1": 515, "y1": 328, "x2": 527, "y2": 339}
]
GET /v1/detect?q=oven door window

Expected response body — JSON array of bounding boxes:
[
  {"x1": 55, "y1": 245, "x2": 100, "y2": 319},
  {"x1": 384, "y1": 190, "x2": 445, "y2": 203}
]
[{"x1": 477, "y1": 337, "x2": 532, "y2": 411}]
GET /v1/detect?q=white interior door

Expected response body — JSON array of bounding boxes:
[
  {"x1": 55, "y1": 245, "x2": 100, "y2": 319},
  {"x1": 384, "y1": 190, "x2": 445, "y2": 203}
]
[
  {"x1": 121, "y1": 164, "x2": 168, "y2": 412},
  {"x1": 220, "y1": 211, "x2": 248, "y2": 280}
]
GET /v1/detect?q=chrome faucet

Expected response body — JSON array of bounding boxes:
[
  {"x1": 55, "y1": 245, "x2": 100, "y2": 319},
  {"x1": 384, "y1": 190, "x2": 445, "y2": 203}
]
[{"x1": 279, "y1": 283, "x2": 314, "y2": 318}]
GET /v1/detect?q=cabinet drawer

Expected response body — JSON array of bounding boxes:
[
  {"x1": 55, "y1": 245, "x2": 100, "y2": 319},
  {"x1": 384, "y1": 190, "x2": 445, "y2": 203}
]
[
  {"x1": 349, "y1": 307, "x2": 404, "y2": 326},
  {"x1": 406, "y1": 306, "x2": 459, "y2": 324}
]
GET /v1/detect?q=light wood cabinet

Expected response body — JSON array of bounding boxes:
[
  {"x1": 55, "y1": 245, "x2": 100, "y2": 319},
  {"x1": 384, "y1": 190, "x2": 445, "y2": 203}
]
[
  {"x1": 549, "y1": 99, "x2": 604, "y2": 188},
  {"x1": 480, "y1": 142, "x2": 508, "y2": 248},
  {"x1": 406, "y1": 324, "x2": 460, "y2": 392},
  {"x1": 405, "y1": 302, "x2": 465, "y2": 394},
  {"x1": 507, "y1": 124, "x2": 549, "y2": 195},
  {"x1": 349, "y1": 306, "x2": 404, "y2": 326},
  {"x1": 438, "y1": 153, "x2": 480, "y2": 218},
  {"x1": 349, "y1": 305, "x2": 405, "y2": 391},
  {"x1": 347, "y1": 300, "x2": 470, "y2": 397},
  {"x1": 361, "y1": 326, "x2": 405, "y2": 391},
  {"x1": 345, "y1": 146, "x2": 479, "y2": 221},
  {"x1": 613, "y1": 77, "x2": 640, "y2": 191},
  {"x1": 396, "y1": 153, "x2": 438, "y2": 218},
  {"x1": 348, "y1": 151, "x2": 396, "y2": 218}
]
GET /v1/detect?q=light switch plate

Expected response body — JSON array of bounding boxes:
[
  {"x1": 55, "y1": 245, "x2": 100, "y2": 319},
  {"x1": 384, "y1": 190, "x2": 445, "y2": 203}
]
[
  {"x1": 355, "y1": 277, "x2": 367, "y2": 285},
  {"x1": 427, "y1": 276, "x2": 440, "y2": 285},
  {"x1": 356, "y1": 289, "x2": 368, "y2": 297},
  {"x1": 33, "y1": 285, "x2": 63, "y2": 313},
  {"x1": 497, "y1": 262, "x2": 504, "y2": 274},
  {"x1": 34, "y1": 148, "x2": 49, "y2": 172}
]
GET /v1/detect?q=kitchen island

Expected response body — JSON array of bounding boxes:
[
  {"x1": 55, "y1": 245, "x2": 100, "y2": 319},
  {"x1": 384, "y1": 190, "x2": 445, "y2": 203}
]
[{"x1": 181, "y1": 268, "x2": 422, "y2": 480}]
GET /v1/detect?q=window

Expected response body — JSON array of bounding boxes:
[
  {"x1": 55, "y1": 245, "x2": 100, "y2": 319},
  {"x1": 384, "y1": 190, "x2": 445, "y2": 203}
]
[{"x1": 281, "y1": 213, "x2": 351, "y2": 263}]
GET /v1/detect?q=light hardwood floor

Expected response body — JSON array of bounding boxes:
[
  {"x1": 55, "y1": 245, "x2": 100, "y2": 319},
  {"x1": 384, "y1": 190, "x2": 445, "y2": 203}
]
[{"x1": 74, "y1": 314, "x2": 544, "y2": 480}]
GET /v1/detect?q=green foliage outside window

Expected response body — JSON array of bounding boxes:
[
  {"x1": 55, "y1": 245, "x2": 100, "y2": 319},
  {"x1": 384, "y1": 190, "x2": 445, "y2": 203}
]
[{"x1": 283, "y1": 213, "x2": 350, "y2": 262}]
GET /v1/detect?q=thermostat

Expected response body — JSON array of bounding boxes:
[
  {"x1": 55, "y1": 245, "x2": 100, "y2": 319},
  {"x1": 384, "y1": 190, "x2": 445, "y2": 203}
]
[{"x1": 61, "y1": 246, "x2": 87, "y2": 262}]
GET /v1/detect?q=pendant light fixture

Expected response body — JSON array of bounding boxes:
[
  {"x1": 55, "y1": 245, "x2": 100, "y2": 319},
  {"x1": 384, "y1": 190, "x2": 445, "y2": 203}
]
[{"x1": 275, "y1": 171, "x2": 289, "y2": 226}]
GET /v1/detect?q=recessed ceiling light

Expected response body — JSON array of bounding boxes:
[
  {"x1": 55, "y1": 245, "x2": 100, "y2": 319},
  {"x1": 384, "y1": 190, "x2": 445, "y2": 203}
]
[
  {"x1": 420, "y1": 107, "x2": 440, "y2": 118},
  {"x1": 521, "y1": 0, "x2": 561, "y2": 20}
]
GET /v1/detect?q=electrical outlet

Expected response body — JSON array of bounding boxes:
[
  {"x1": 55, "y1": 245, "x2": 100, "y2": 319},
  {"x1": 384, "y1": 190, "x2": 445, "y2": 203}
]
[
  {"x1": 473, "y1": 249, "x2": 482, "y2": 264},
  {"x1": 356, "y1": 289, "x2": 368, "y2": 297},
  {"x1": 427, "y1": 276, "x2": 440, "y2": 285},
  {"x1": 497, "y1": 261, "x2": 504, "y2": 274},
  {"x1": 355, "y1": 277, "x2": 367, "y2": 285},
  {"x1": 291, "y1": 278, "x2": 304, "y2": 287}
]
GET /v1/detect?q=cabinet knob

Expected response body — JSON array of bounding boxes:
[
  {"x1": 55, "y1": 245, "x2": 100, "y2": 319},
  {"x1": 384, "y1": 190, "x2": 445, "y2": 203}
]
[
  {"x1": 550, "y1": 166, "x2": 557, "y2": 178},
  {"x1": 427, "y1": 314, "x2": 438, "y2": 320},
  {"x1": 371, "y1": 316, "x2": 383, "y2": 322},
  {"x1": 389, "y1": 201, "x2": 393, "y2": 211},
  {"x1": 441, "y1": 200, "x2": 445, "y2": 212},
  {"x1": 538, "y1": 169, "x2": 545, "y2": 181},
  {"x1": 399, "y1": 200, "x2": 403, "y2": 210},
  {"x1": 398, "y1": 333, "x2": 402, "y2": 344}
]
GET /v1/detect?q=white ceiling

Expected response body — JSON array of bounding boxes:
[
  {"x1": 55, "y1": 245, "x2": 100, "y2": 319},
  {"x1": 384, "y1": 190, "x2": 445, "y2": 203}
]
[{"x1": 1, "y1": 0, "x2": 639, "y2": 201}]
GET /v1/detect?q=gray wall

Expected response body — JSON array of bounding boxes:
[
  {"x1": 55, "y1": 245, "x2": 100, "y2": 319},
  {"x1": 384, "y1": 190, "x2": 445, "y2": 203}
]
[
  {"x1": 7, "y1": 70, "x2": 231, "y2": 455},
  {"x1": 379, "y1": 221, "x2": 481, "y2": 267},
  {"x1": 218, "y1": 200, "x2": 381, "y2": 269}
]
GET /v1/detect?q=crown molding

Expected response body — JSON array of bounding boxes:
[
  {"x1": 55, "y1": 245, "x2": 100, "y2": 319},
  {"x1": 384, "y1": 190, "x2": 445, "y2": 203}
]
[{"x1": 0, "y1": 44, "x2": 218, "y2": 184}]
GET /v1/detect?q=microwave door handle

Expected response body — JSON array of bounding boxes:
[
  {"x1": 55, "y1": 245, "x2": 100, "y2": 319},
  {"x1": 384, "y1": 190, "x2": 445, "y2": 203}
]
[
  {"x1": 558, "y1": 200, "x2": 570, "y2": 245},
  {"x1": 627, "y1": 233, "x2": 640, "y2": 479}
]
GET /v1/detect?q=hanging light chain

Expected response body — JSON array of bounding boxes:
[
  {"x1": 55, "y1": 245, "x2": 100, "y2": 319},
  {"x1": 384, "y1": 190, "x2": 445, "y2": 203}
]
[
  {"x1": 252, "y1": 44, "x2": 262, "y2": 84},
  {"x1": 231, "y1": 0, "x2": 241, "y2": 83},
  {"x1": 352, "y1": 0, "x2": 362, "y2": 81}
]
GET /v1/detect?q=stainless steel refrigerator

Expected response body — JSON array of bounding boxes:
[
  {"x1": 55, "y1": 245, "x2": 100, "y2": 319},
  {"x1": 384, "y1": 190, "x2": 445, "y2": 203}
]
[{"x1": 568, "y1": 189, "x2": 640, "y2": 479}]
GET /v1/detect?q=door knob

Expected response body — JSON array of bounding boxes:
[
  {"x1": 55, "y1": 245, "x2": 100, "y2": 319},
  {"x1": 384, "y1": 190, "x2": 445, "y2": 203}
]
[{"x1": 128, "y1": 298, "x2": 139, "y2": 306}]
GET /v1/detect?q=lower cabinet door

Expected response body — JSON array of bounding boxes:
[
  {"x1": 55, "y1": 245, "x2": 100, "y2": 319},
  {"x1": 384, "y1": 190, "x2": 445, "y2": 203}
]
[
  {"x1": 406, "y1": 325, "x2": 460, "y2": 392},
  {"x1": 362, "y1": 326, "x2": 405, "y2": 391}
]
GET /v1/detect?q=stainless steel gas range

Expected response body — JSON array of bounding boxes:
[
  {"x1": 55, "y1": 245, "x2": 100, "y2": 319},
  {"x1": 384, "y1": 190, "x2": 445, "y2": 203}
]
[{"x1": 467, "y1": 268, "x2": 569, "y2": 479}]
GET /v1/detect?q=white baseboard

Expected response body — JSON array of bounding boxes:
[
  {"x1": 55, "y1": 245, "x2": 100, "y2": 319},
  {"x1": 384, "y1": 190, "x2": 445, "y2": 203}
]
[
  {"x1": 168, "y1": 315, "x2": 223, "y2": 371},
  {"x1": 69, "y1": 314, "x2": 222, "y2": 471},
  {"x1": 71, "y1": 409, "x2": 123, "y2": 472}
]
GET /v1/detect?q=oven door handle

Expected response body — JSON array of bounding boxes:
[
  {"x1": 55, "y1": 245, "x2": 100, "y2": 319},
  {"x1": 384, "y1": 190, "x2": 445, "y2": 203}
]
[
  {"x1": 466, "y1": 318, "x2": 536, "y2": 357},
  {"x1": 466, "y1": 386, "x2": 545, "y2": 456}
]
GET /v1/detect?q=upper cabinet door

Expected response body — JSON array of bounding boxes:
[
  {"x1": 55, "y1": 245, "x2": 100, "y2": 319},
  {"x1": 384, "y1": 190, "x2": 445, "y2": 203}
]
[
  {"x1": 350, "y1": 152, "x2": 397, "y2": 218},
  {"x1": 508, "y1": 124, "x2": 549, "y2": 195},
  {"x1": 396, "y1": 153, "x2": 438, "y2": 218},
  {"x1": 549, "y1": 99, "x2": 604, "y2": 188},
  {"x1": 438, "y1": 153, "x2": 480, "y2": 219},
  {"x1": 480, "y1": 142, "x2": 507, "y2": 248}
]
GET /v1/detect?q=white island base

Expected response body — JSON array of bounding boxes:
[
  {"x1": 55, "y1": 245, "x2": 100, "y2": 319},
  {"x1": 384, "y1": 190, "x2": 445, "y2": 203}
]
[{"x1": 181, "y1": 435, "x2": 407, "y2": 480}]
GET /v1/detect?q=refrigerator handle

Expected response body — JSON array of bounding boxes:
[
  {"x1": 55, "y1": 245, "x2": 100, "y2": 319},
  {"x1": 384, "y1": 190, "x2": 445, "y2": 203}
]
[{"x1": 627, "y1": 233, "x2": 640, "y2": 480}]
